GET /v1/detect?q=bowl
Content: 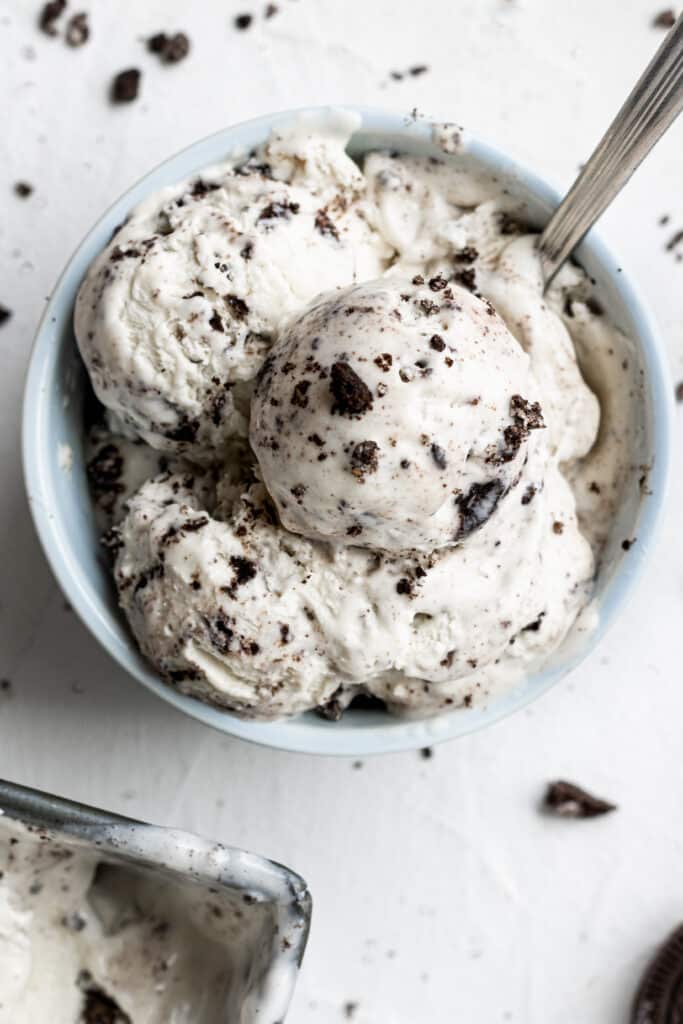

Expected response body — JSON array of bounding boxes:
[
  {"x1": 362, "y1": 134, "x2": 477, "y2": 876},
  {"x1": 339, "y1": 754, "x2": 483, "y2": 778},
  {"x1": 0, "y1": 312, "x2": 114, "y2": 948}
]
[{"x1": 22, "y1": 105, "x2": 673, "y2": 756}]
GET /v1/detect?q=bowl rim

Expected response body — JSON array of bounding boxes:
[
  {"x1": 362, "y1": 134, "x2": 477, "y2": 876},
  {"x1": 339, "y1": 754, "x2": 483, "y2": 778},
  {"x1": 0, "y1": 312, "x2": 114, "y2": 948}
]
[{"x1": 22, "y1": 104, "x2": 674, "y2": 757}]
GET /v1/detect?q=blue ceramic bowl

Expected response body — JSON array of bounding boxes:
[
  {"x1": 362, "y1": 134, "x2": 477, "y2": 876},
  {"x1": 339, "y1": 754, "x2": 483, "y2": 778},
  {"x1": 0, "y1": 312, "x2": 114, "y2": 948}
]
[{"x1": 22, "y1": 106, "x2": 673, "y2": 756}]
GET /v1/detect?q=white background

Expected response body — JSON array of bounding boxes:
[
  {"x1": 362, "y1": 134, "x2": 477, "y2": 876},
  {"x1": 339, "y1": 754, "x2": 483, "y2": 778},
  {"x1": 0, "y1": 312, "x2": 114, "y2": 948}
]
[{"x1": 1, "y1": 1, "x2": 682, "y2": 1021}]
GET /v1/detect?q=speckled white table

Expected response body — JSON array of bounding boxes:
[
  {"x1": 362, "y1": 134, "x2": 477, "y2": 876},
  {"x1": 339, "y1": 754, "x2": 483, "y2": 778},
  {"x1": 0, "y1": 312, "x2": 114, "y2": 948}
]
[{"x1": 1, "y1": 1, "x2": 682, "y2": 1021}]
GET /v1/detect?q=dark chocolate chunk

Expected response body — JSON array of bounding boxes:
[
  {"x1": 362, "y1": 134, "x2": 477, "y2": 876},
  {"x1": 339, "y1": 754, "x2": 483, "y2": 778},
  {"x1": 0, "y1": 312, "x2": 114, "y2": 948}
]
[
  {"x1": 330, "y1": 361, "x2": 373, "y2": 416},
  {"x1": 38, "y1": 0, "x2": 66, "y2": 36},
  {"x1": 543, "y1": 780, "x2": 616, "y2": 818},
  {"x1": 0, "y1": 305, "x2": 12, "y2": 326},
  {"x1": 65, "y1": 12, "x2": 89, "y2": 47},
  {"x1": 632, "y1": 923, "x2": 683, "y2": 1023},
  {"x1": 350, "y1": 440, "x2": 380, "y2": 478},
  {"x1": 455, "y1": 479, "x2": 505, "y2": 539},
  {"x1": 111, "y1": 68, "x2": 141, "y2": 103},
  {"x1": 147, "y1": 31, "x2": 190, "y2": 63},
  {"x1": 653, "y1": 8, "x2": 676, "y2": 28},
  {"x1": 234, "y1": 13, "x2": 253, "y2": 29},
  {"x1": 429, "y1": 334, "x2": 445, "y2": 351},
  {"x1": 14, "y1": 181, "x2": 33, "y2": 198}
]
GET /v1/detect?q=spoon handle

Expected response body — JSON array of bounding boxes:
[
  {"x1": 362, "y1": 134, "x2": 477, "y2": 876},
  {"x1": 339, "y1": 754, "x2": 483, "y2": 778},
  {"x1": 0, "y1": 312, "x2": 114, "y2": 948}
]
[{"x1": 539, "y1": 15, "x2": 683, "y2": 289}]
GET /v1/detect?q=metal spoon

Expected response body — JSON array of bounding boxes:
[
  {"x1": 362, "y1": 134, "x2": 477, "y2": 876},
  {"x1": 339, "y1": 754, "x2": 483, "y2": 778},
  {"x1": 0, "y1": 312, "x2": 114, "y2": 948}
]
[{"x1": 539, "y1": 14, "x2": 683, "y2": 290}]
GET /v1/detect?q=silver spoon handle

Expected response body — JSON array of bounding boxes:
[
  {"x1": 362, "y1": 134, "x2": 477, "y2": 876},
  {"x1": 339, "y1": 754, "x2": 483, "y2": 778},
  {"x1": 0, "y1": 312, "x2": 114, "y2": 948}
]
[{"x1": 539, "y1": 15, "x2": 683, "y2": 288}]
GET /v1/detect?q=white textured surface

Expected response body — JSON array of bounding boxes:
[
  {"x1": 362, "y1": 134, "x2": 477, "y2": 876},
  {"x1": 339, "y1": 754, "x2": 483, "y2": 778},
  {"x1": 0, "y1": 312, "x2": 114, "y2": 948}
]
[{"x1": 0, "y1": 1, "x2": 682, "y2": 1021}]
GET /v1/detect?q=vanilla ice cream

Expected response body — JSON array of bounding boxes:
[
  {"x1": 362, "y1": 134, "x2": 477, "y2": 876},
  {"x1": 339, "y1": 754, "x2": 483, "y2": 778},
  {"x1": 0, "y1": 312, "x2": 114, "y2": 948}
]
[
  {"x1": 77, "y1": 114, "x2": 638, "y2": 719},
  {"x1": 75, "y1": 116, "x2": 389, "y2": 463},
  {"x1": 250, "y1": 275, "x2": 547, "y2": 551}
]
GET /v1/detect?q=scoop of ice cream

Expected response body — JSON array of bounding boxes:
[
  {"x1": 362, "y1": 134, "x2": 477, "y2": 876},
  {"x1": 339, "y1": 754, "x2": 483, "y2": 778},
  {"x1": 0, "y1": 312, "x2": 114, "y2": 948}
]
[
  {"x1": 75, "y1": 125, "x2": 389, "y2": 463},
  {"x1": 250, "y1": 276, "x2": 544, "y2": 551}
]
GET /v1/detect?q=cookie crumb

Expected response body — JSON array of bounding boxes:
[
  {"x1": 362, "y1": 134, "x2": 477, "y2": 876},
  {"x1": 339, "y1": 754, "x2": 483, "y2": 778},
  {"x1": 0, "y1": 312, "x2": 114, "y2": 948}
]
[
  {"x1": 420, "y1": 746, "x2": 433, "y2": 759},
  {"x1": 147, "y1": 31, "x2": 190, "y2": 63},
  {"x1": 234, "y1": 13, "x2": 253, "y2": 30},
  {"x1": 264, "y1": 2, "x2": 279, "y2": 16},
  {"x1": 111, "y1": 68, "x2": 141, "y2": 103},
  {"x1": 675, "y1": 381, "x2": 683, "y2": 402},
  {"x1": 65, "y1": 12, "x2": 89, "y2": 47},
  {"x1": 38, "y1": 0, "x2": 66, "y2": 36},
  {"x1": 652, "y1": 8, "x2": 676, "y2": 28},
  {"x1": 0, "y1": 305, "x2": 12, "y2": 326},
  {"x1": 544, "y1": 780, "x2": 616, "y2": 818},
  {"x1": 14, "y1": 181, "x2": 33, "y2": 198}
]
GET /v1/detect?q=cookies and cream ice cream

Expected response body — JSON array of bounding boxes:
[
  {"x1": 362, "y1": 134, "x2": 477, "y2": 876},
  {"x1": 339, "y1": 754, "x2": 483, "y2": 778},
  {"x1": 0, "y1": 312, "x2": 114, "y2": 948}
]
[
  {"x1": 250, "y1": 276, "x2": 548, "y2": 552},
  {"x1": 75, "y1": 112, "x2": 637, "y2": 720},
  {"x1": 0, "y1": 816, "x2": 288, "y2": 1023}
]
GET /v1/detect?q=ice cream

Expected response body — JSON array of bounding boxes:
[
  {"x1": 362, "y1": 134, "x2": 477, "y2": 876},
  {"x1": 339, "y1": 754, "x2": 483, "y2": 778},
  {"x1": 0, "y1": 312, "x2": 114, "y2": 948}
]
[
  {"x1": 250, "y1": 275, "x2": 548, "y2": 552},
  {"x1": 0, "y1": 814, "x2": 299, "y2": 1023},
  {"x1": 76, "y1": 114, "x2": 638, "y2": 719},
  {"x1": 75, "y1": 117, "x2": 389, "y2": 463}
]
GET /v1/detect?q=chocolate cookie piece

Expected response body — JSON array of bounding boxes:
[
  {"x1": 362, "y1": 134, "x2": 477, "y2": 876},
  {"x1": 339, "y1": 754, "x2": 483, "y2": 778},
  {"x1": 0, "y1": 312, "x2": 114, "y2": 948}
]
[
  {"x1": 234, "y1": 13, "x2": 253, "y2": 30},
  {"x1": 330, "y1": 362, "x2": 373, "y2": 416},
  {"x1": 652, "y1": 8, "x2": 676, "y2": 28},
  {"x1": 38, "y1": 0, "x2": 66, "y2": 36},
  {"x1": 350, "y1": 440, "x2": 379, "y2": 478},
  {"x1": 632, "y1": 924, "x2": 683, "y2": 1023},
  {"x1": 0, "y1": 305, "x2": 12, "y2": 326},
  {"x1": 147, "y1": 31, "x2": 190, "y2": 63},
  {"x1": 111, "y1": 68, "x2": 141, "y2": 103},
  {"x1": 543, "y1": 780, "x2": 616, "y2": 818},
  {"x1": 455, "y1": 479, "x2": 505, "y2": 539},
  {"x1": 14, "y1": 181, "x2": 33, "y2": 198},
  {"x1": 65, "y1": 12, "x2": 89, "y2": 47}
]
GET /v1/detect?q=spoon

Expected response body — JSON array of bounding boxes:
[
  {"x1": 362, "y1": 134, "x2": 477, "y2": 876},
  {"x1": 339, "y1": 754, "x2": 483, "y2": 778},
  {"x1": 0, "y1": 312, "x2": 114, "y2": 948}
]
[{"x1": 539, "y1": 14, "x2": 683, "y2": 290}]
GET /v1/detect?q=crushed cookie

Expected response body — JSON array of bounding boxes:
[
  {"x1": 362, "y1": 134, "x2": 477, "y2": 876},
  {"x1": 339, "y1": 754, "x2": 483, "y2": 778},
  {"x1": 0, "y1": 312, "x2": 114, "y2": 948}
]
[
  {"x1": 147, "y1": 31, "x2": 190, "y2": 63},
  {"x1": 38, "y1": 0, "x2": 66, "y2": 36},
  {"x1": 65, "y1": 12, "x2": 89, "y2": 46},
  {"x1": 330, "y1": 361, "x2": 373, "y2": 416},
  {"x1": 225, "y1": 294, "x2": 249, "y2": 320},
  {"x1": 291, "y1": 379, "x2": 312, "y2": 408},
  {"x1": 111, "y1": 68, "x2": 141, "y2": 103},
  {"x1": 257, "y1": 200, "x2": 300, "y2": 224},
  {"x1": 543, "y1": 780, "x2": 616, "y2": 818},
  {"x1": 314, "y1": 208, "x2": 339, "y2": 240},
  {"x1": 350, "y1": 440, "x2": 380, "y2": 478}
]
